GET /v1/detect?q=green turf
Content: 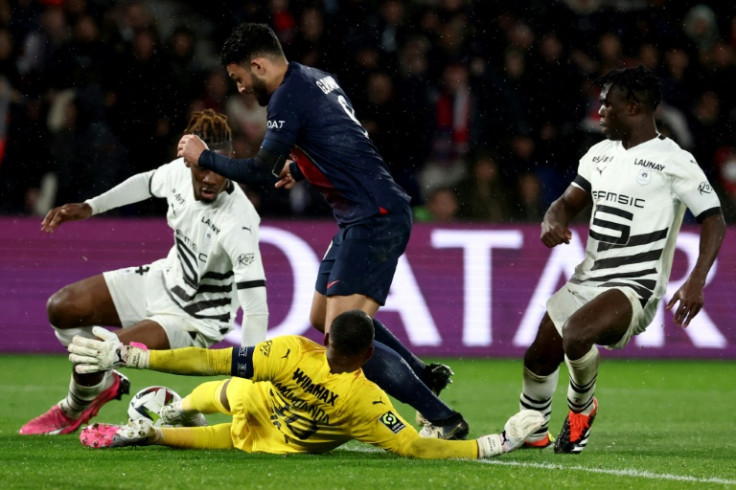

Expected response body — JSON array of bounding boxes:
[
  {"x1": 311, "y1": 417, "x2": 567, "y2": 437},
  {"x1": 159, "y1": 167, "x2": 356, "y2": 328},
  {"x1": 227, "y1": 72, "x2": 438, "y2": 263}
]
[{"x1": 1, "y1": 354, "x2": 735, "y2": 489}]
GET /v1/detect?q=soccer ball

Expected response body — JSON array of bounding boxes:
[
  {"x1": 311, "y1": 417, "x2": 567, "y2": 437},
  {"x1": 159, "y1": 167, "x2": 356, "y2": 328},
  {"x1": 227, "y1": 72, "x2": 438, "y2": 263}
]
[{"x1": 127, "y1": 386, "x2": 181, "y2": 426}]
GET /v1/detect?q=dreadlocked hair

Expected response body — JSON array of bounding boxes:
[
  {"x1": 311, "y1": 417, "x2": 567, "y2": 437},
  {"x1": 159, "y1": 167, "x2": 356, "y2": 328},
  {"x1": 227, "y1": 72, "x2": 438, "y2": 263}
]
[
  {"x1": 595, "y1": 65, "x2": 662, "y2": 112},
  {"x1": 184, "y1": 109, "x2": 232, "y2": 149}
]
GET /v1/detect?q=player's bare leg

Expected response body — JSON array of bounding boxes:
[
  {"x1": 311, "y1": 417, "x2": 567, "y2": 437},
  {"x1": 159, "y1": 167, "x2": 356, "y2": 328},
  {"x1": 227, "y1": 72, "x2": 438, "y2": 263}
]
[
  {"x1": 21, "y1": 275, "x2": 156, "y2": 435},
  {"x1": 47, "y1": 274, "x2": 122, "y2": 330}
]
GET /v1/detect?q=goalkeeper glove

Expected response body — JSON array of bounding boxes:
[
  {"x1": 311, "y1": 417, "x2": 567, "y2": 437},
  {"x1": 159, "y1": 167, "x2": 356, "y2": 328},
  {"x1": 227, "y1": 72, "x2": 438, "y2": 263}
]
[
  {"x1": 68, "y1": 326, "x2": 149, "y2": 373},
  {"x1": 476, "y1": 410, "x2": 544, "y2": 458}
]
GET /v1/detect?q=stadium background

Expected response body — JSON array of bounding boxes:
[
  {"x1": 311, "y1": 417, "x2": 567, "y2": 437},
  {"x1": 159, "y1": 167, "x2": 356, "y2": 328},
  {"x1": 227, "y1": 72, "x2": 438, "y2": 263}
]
[{"x1": 0, "y1": 0, "x2": 734, "y2": 358}]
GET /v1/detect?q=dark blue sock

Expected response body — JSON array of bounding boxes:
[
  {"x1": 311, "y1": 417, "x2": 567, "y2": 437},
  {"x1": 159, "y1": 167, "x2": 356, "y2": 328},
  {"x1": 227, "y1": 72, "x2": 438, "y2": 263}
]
[
  {"x1": 362, "y1": 341, "x2": 454, "y2": 422},
  {"x1": 372, "y1": 318, "x2": 425, "y2": 377}
]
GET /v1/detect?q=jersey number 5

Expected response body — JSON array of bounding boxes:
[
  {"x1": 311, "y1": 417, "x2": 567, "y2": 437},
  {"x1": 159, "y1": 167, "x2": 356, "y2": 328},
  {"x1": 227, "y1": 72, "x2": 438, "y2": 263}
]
[{"x1": 589, "y1": 204, "x2": 632, "y2": 245}]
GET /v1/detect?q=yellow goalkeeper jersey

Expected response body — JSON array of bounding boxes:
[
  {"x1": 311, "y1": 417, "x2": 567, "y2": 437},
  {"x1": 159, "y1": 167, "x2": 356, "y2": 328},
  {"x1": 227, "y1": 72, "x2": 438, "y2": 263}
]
[{"x1": 228, "y1": 335, "x2": 418, "y2": 454}]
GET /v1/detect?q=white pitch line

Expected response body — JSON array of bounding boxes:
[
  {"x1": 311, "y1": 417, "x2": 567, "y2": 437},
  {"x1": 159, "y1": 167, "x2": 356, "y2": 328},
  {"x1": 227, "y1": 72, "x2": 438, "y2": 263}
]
[
  {"x1": 336, "y1": 446, "x2": 736, "y2": 485},
  {"x1": 478, "y1": 459, "x2": 736, "y2": 486}
]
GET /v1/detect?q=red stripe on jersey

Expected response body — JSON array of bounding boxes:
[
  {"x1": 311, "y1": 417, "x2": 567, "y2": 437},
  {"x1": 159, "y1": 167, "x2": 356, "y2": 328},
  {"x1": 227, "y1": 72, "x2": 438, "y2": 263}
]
[{"x1": 290, "y1": 146, "x2": 346, "y2": 210}]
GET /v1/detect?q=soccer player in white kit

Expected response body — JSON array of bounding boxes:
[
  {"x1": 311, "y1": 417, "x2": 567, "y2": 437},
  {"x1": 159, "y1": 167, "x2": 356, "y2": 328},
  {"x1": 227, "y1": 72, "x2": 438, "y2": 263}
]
[
  {"x1": 20, "y1": 110, "x2": 268, "y2": 435},
  {"x1": 517, "y1": 66, "x2": 726, "y2": 453}
]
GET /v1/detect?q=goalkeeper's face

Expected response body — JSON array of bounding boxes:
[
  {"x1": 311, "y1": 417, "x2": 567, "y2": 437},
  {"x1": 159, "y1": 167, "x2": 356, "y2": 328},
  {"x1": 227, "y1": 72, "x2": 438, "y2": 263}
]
[{"x1": 187, "y1": 158, "x2": 229, "y2": 204}]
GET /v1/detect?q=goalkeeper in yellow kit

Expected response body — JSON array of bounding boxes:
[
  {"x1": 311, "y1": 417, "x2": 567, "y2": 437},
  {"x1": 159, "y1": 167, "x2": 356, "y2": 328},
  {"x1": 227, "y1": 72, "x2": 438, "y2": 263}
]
[{"x1": 69, "y1": 310, "x2": 542, "y2": 459}]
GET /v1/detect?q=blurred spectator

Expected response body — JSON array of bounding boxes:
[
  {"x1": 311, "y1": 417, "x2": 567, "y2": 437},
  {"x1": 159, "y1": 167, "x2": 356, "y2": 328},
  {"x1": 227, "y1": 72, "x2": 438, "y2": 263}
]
[
  {"x1": 688, "y1": 90, "x2": 722, "y2": 178},
  {"x1": 413, "y1": 186, "x2": 459, "y2": 222},
  {"x1": 2, "y1": 0, "x2": 736, "y2": 223},
  {"x1": 288, "y1": 6, "x2": 329, "y2": 68},
  {"x1": 225, "y1": 92, "x2": 267, "y2": 147},
  {"x1": 714, "y1": 141, "x2": 736, "y2": 221},
  {"x1": 111, "y1": 25, "x2": 171, "y2": 174},
  {"x1": 455, "y1": 150, "x2": 512, "y2": 222},
  {"x1": 197, "y1": 67, "x2": 231, "y2": 114},
  {"x1": 49, "y1": 87, "x2": 128, "y2": 207},
  {"x1": 269, "y1": 0, "x2": 296, "y2": 46},
  {"x1": 0, "y1": 27, "x2": 21, "y2": 91},
  {"x1": 513, "y1": 172, "x2": 544, "y2": 223},
  {"x1": 357, "y1": 70, "x2": 421, "y2": 202},
  {"x1": 16, "y1": 6, "x2": 69, "y2": 94},
  {"x1": 418, "y1": 61, "x2": 474, "y2": 198},
  {"x1": 683, "y1": 4, "x2": 719, "y2": 53},
  {"x1": 0, "y1": 96, "x2": 52, "y2": 214},
  {"x1": 163, "y1": 25, "x2": 204, "y2": 132},
  {"x1": 49, "y1": 14, "x2": 114, "y2": 91}
]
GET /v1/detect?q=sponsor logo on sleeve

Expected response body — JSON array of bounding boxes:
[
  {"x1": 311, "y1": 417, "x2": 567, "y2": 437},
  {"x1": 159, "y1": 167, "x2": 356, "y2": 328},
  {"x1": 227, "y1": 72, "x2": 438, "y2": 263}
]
[
  {"x1": 259, "y1": 340, "x2": 272, "y2": 357},
  {"x1": 238, "y1": 253, "x2": 255, "y2": 266},
  {"x1": 380, "y1": 411, "x2": 406, "y2": 434},
  {"x1": 698, "y1": 182, "x2": 713, "y2": 194}
]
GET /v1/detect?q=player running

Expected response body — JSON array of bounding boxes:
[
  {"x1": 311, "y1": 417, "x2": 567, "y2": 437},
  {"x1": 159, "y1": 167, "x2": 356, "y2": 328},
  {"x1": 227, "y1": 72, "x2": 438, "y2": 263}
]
[
  {"x1": 69, "y1": 310, "x2": 543, "y2": 459},
  {"x1": 178, "y1": 23, "x2": 466, "y2": 438},
  {"x1": 20, "y1": 110, "x2": 268, "y2": 435},
  {"x1": 517, "y1": 66, "x2": 725, "y2": 453}
]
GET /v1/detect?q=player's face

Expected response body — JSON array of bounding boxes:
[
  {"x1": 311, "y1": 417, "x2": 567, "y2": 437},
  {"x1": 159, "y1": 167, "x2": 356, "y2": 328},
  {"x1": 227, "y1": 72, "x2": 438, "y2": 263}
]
[
  {"x1": 598, "y1": 83, "x2": 630, "y2": 141},
  {"x1": 227, "y1": 62, "x2": 271, "y2": 106},
  {"x1": 187, "y1": 157, "x2": 229, "y2": 204}
]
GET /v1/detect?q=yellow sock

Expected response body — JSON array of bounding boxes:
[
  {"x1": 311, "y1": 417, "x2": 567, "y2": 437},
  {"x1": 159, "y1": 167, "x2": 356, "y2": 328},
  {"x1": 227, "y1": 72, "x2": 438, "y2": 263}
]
[{"x1": 160, "y1": 424, "x2": 234, "y2": 449}]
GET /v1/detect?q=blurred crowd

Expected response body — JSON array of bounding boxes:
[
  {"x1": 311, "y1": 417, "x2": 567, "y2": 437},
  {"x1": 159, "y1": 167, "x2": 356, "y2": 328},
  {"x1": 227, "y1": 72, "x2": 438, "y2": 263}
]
[{"x1": 1, "y1": 0, "x2": 735, "y2": 222}]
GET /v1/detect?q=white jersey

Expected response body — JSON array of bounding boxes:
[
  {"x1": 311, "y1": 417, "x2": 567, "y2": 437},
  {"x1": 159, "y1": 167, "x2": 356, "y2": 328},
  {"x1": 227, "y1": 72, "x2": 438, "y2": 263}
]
[
  {"x1": 86, "y1": 158, "x2": 268, "y2": 344},
  {"x1": 571, "y1": 134, "x2": 721, "y2": 309}
]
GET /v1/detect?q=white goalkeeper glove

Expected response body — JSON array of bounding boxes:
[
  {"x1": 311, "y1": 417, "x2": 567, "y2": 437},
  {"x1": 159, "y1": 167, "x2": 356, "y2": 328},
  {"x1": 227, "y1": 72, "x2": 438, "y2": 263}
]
[
  {"x1": 476, "y1": 410, "x2": 544, "y2": 458},
  {"x1": 68, "y1": 326, "x2": 149, "y2": 373}
]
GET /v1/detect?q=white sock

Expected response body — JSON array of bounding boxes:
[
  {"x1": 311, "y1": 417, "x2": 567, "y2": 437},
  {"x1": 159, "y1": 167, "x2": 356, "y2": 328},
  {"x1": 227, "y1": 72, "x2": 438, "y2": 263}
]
[
  {"x1": 565, "y1": 345, "x2": 599, "y2": 414},
  {"x1": 520, "y1": 366, "x2": 559, "y2": 442},
  {"x1": 59, "y1": 371, "x2": 113, "y2": 418}
]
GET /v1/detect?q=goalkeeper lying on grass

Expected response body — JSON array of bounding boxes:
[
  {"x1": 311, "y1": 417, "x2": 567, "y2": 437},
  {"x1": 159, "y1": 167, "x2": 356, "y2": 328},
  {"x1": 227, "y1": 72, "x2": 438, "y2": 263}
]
[{"x1": 69, "y1": 309, "x2": 542, "y2": 459}]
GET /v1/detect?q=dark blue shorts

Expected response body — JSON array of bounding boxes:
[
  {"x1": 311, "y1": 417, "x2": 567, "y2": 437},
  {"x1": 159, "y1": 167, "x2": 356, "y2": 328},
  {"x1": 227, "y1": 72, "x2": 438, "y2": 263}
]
[{"x1": 315, "y1": 207, "x2": 412, "y2": 305}]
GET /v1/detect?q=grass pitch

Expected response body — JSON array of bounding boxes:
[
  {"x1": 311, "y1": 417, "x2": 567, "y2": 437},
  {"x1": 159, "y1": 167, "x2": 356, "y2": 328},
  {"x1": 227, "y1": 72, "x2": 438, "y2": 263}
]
[{"x1": 1, "y1": 354, "x2": 734, "y2": 489}]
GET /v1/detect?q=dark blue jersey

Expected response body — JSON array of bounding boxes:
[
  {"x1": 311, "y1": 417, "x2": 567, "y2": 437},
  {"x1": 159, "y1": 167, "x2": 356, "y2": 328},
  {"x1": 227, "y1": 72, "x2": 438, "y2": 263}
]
[{"x1": 200, "y1": 62, "x2": 410, "y2": 226}]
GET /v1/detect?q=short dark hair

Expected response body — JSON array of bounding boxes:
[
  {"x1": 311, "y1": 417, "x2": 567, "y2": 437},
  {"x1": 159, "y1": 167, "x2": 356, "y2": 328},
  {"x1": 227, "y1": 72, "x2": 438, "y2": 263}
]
[
  {"x1": 595, "y1": 65, "x2": 661, "y2": 112},
  {"x1": 220, "y1": 23, "x2": 285, "y2": 67},
  {"x1": 329, "y1": 310, "x2": 375, "y2": 356}
]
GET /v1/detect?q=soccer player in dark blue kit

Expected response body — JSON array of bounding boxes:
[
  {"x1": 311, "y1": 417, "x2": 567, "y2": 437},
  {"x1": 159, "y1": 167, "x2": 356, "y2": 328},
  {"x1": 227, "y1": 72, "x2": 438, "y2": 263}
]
[{"x1": 178, "y1": 23, "x2": 468, "y2": 439}]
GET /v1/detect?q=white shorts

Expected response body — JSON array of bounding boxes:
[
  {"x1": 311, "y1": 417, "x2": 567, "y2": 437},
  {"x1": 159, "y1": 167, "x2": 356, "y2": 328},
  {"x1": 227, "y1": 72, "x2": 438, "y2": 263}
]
[
  {"x1": 103, "y1": 259, "x2": 219, "y2": 349},
  {"x1": 546, "y1": 282, "x2": 656, "y2": 350}
]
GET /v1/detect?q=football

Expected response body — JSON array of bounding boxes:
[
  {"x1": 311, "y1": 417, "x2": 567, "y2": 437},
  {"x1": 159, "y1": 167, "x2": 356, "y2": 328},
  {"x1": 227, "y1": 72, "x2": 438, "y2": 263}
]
[{"x1": 127, "y1": 385, "x2": 181, "y2": 426}]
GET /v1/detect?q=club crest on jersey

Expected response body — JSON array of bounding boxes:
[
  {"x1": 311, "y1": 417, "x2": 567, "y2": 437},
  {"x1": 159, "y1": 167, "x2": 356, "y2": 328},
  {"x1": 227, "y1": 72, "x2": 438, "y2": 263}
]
[
  {"x1": 379, "y1": 411, "x2": 406, "y2": 434},
  {"x1": 637, "y1": 169, "x2": 652, "y2": 185}
]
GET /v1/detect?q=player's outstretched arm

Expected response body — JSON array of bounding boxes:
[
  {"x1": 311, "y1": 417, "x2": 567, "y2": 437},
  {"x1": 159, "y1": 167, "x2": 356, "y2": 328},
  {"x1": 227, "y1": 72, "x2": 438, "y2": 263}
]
[
  {"x1": 666, "y1": 212, "x2": 726, "y2": 327},
  {"x1": 68, "y1": 327, "x2": 234, "y2": 375},
  {"x1": 398, "y1": 410, "x2": 543, "y2": 460},
  {"x1": 41, "y1": 202, "x2": 93, "y2": 233}
]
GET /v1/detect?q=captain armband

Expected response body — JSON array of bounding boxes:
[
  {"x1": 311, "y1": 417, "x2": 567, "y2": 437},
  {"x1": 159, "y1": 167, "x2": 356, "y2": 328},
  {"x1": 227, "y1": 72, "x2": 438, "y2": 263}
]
[{"x1": 231, "y1": 345, "x2": 255, "y2": 379}]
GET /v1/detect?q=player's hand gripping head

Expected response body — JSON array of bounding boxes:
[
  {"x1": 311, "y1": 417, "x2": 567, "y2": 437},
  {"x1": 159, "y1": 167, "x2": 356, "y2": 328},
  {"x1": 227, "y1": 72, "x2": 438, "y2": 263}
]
[{"x1": 182, "y1": 109, "x2": 233, "y2": 204}]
